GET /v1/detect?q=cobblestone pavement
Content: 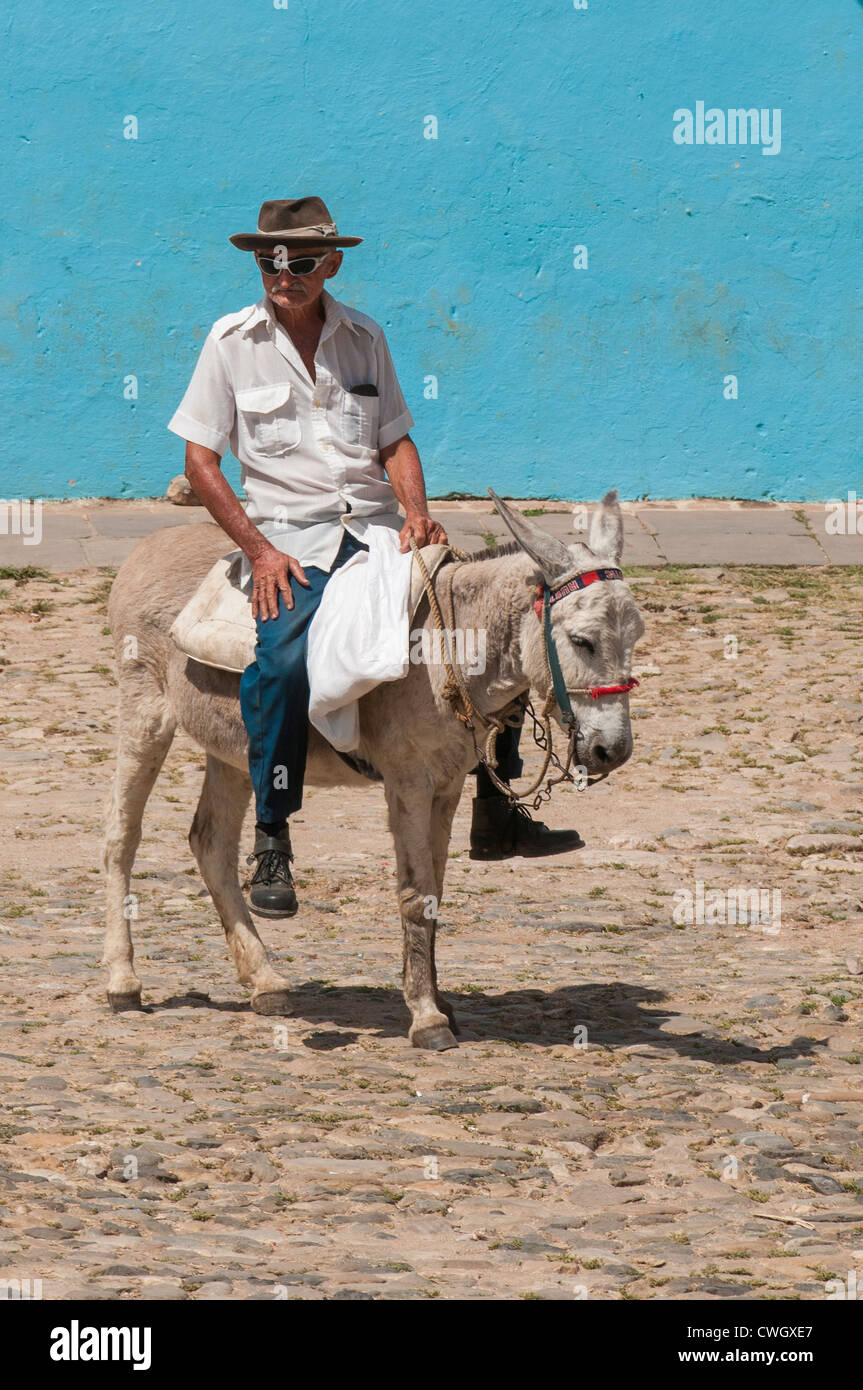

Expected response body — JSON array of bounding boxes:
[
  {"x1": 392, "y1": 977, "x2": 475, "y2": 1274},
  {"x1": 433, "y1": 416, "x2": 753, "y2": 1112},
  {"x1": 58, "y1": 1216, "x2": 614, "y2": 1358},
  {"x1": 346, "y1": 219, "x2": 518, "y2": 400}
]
[{"x1": 0, "y1": 558, "x2": 862, "y2": 1301}]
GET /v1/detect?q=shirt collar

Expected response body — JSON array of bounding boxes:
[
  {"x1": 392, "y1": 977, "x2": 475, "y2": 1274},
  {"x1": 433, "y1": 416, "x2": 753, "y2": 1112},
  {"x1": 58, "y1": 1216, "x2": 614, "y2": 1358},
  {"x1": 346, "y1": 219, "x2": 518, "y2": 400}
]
[
  {"x1": 320, "y1": 289, "x2": 360, "y2": 339},
  {"x1": 243, "y1": 290, "x2": 359, "y2": 340}
]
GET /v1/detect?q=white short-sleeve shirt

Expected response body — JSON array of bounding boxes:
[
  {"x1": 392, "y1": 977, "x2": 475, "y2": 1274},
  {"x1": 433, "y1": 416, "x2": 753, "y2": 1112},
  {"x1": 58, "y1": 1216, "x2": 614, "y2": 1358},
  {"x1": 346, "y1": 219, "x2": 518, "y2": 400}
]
[{"x1": 167, "y1": 289, "x2": 414, "y2": 580}]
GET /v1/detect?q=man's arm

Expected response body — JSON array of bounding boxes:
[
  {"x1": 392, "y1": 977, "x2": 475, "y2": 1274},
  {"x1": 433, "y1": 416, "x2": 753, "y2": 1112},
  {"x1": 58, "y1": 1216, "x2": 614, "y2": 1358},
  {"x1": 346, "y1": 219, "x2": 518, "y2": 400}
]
[
  {"x1": 379, "y1": 434, "x2": 448, "y2": 550},
  {"x1": 184, "y1": 442, "x2": 309, "y2": 620}
]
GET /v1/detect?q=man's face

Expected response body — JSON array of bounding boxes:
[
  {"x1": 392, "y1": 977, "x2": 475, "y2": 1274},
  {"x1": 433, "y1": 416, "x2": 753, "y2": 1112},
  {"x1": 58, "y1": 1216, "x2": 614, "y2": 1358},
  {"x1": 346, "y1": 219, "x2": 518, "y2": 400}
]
[{"x1": 256, "y1": 244, "x2": 342, "y2": 312}]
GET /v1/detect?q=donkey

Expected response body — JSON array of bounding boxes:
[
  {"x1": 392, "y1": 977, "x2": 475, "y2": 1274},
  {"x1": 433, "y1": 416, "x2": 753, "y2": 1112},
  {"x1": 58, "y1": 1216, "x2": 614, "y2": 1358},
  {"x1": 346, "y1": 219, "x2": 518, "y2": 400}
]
[{"x1": 102, "y1": 490, "x2": 644, "y2": 1049}]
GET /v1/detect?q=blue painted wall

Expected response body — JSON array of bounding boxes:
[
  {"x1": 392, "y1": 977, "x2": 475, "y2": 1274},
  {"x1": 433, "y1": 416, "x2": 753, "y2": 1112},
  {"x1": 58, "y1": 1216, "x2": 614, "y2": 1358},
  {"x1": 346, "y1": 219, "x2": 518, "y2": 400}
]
[{"x1": 1, "y1": 0, "x2": 861, "y2": 501}]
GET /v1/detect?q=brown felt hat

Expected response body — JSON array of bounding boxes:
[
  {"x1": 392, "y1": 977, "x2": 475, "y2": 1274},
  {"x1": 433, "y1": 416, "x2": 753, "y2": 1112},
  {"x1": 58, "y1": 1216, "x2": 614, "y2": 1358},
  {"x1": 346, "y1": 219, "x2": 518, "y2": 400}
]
[{"x1": 229, "y1": 196, "x2": 363, "y2": 252}]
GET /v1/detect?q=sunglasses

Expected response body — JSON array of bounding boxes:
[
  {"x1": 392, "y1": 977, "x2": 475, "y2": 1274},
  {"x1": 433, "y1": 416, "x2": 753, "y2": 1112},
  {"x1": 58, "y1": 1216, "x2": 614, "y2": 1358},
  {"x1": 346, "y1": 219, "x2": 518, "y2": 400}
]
[{"x1": 255, "y1": 250, "x2": 332, "y2": 277}]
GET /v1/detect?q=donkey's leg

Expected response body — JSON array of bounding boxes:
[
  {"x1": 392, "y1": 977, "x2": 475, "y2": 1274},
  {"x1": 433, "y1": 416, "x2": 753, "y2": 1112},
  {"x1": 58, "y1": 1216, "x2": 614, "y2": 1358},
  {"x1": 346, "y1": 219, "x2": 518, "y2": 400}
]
[
  {"x1": 428, "y1": 784, "x2": 464, "y2": 1034},
  {"x1": 102, "y1": 694, "x2": 176, "y2": 1011},
  {"x1": 386, "y1": 775, "x2": 458, "y2": 1051},
  {"x1": 189, "y1": 755, "x2": 293, "y2": 1014}
]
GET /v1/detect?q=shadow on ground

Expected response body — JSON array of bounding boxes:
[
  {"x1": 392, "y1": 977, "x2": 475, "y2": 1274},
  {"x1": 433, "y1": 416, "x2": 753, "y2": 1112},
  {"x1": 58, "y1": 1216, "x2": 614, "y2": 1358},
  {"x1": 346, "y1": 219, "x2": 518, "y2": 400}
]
[{"x1": 147, "y1": 981, "x2": 827, "y2": 1065}]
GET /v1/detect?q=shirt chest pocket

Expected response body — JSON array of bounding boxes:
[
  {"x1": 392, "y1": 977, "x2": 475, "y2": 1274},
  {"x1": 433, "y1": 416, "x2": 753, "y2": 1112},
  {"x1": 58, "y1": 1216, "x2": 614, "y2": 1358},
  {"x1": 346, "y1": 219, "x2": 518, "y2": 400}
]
[
  {"x1": 235, "y1": 382, "x2": 301, "y2": 456},
  {"x1": 342, "y1": 389, "x2": 380, "y2": 449}
]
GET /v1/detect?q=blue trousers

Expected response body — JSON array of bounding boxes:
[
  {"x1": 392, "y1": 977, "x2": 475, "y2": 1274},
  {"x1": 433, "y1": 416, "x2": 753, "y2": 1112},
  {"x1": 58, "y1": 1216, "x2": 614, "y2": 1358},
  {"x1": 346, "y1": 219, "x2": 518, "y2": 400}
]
[
  {"x1": 239, "y1": 528, "x2": 524, "y2": 823},
  {"x1": 240, "y1": 530, "x2": 370, "y2": 822}
]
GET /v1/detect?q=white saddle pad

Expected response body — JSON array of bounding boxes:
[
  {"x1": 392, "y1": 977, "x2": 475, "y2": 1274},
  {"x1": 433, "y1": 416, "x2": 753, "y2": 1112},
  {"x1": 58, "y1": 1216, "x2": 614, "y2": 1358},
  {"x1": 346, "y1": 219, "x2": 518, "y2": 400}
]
[
  {"x1": 168, "y1": 532, "x2": 454, "y2": 752},
  {"x1": 169, "y1": 550, "x2": 253, "y2": 676}
]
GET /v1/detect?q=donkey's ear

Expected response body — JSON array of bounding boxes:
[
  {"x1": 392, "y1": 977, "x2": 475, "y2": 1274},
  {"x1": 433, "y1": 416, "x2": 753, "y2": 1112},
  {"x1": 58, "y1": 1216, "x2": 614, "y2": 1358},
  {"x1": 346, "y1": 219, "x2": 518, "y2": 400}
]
[
  {"x1": 588, "y1": 489, "x2": 624, "y2": 566},
  {"x1": 488, "y1": 488, "x2": 586, "y2": 585}
]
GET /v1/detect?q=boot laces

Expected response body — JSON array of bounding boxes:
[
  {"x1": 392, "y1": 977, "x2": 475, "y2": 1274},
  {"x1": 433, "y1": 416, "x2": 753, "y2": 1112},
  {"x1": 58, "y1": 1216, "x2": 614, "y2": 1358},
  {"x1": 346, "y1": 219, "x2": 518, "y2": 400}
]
[
  {"x1": 248, "y1": 846, "x2": 294, "y2": 886},
  {"x1": 512, "y1": 801, "x2": 555, "y2": 838}
]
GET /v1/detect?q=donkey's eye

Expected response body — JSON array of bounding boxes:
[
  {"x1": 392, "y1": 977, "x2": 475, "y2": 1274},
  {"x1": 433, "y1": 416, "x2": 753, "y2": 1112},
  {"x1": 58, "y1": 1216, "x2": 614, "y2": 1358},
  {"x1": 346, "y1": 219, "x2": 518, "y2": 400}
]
[{"x1": 570, "y1": 636, "x2": 595, "y2": 656}]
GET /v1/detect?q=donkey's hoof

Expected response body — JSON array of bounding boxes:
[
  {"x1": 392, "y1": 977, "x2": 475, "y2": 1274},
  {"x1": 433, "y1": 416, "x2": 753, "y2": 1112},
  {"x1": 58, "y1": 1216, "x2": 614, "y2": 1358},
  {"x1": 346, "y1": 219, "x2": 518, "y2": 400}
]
[
  {"x1": 107, "y1": 990, "x2": 144, "y2": 1014},
  {"x1": 412, "y1": 1024, "x2": 459, "y2": 1051},
  {"x1": 251, "y1": 990, "x2": 292, "y2": 1016}
]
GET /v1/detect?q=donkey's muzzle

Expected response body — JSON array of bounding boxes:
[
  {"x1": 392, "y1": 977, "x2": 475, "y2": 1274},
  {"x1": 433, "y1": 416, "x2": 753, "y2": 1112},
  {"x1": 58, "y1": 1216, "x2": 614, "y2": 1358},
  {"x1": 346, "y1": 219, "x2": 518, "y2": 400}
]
[{"x1": 580, "y1": 730, "x2": 633, "y2": 775}]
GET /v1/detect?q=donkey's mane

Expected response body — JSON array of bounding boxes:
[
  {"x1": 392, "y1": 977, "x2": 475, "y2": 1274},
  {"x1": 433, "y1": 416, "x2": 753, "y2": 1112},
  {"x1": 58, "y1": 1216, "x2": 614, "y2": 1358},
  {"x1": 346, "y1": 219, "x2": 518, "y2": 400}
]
[{"x1": 459, "y1": 538, "x2": 524, "y2": 564}]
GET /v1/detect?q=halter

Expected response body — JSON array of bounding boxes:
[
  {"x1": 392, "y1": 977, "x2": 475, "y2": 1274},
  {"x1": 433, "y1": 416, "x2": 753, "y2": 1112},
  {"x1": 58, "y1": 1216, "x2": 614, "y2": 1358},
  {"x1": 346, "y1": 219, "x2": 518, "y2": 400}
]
[
  {"x1": 408, "y1": 539, "x2": 639, "y2": 809},
  {"x1": 535, "y1": 567, "x2": 638, "y2": 731}
]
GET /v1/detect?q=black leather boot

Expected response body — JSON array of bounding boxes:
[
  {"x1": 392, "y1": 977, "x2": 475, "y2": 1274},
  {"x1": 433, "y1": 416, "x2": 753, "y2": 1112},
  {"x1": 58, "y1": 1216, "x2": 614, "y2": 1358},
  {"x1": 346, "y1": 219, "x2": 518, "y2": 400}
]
[
  {"x1": 246, "y1": 825, "x2": 298, "y2": 918},
  {"x1": 469, "y1": 796, "x2": 584, "y2": 860}
]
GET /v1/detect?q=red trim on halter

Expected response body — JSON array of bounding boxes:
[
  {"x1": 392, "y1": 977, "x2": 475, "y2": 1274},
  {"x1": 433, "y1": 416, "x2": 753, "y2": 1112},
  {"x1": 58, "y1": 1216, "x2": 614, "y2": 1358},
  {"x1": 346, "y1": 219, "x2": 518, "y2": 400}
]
[
  {"x1": 532, "y1": 566, "x2": 624, "y2": 621},
  {"x1": 582, "y1": 678, "x2": 639, "y2": 700}
]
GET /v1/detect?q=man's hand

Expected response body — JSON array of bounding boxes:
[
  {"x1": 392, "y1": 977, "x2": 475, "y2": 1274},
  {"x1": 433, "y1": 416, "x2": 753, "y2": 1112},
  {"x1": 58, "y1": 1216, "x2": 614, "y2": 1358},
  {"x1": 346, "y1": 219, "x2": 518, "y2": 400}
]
[
  {"x1": 379, "y1": 436, "x2": 448, "y2": 553},
  {"x1": 250, "y1": 543, "x2": 310, "y2": 621},
  {"x1": 398, "y1": 510, "x2": 448, "y2": 553}
]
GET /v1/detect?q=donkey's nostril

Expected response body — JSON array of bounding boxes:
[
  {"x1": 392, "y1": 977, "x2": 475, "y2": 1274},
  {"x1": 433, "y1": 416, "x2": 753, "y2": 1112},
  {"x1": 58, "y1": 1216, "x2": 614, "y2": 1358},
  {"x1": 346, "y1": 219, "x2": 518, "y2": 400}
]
[{"x1": 594, "y1": 744, "x2": 611, "y2": 763}]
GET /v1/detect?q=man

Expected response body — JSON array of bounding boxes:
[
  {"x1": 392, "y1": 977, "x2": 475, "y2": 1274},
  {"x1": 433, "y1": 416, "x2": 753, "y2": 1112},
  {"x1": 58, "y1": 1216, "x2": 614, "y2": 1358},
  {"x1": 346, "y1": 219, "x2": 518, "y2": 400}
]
[{"x1": 169, "y1": 196, "x2": 580, "y2": 918}]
